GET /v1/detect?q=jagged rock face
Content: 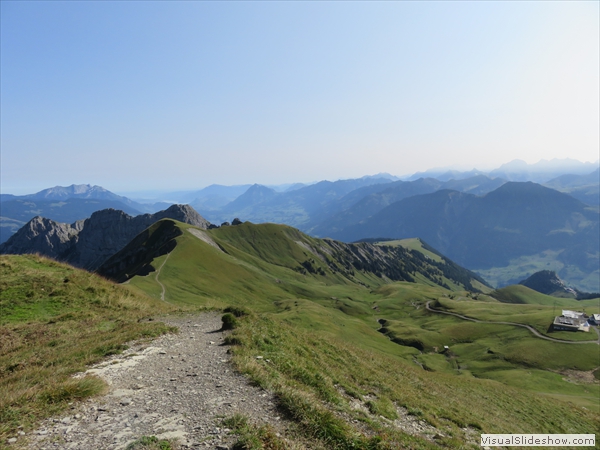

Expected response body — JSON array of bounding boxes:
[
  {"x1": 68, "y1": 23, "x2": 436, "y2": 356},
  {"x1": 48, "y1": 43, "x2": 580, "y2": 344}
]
[
  {"x1": 0, "y1": 204, "x2": 210, "y2": 271},
  {"x1": 0, "y1": 216, "x2": 79, "y2": 259},
  {"x1": 518, "y1": 270, "x2": 575, "y2": 296},
  {"x1": 153, "y1": 204, "x2": 210, "y2": 229},
  {"x1": 67, "y1": 209, "x2": 149, "y2": 271}
]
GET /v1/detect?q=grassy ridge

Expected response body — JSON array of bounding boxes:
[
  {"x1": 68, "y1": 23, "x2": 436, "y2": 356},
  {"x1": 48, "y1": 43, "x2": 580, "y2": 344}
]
[
  {"x1": 121, "y1": 221, "x2": 489, "y2": 307},
  {"x1": 127, "y1": 222, "x2": 385, "y2": 310},
  {"x1": 0, "y1": 255, "x2": 177, "y2": 441}
]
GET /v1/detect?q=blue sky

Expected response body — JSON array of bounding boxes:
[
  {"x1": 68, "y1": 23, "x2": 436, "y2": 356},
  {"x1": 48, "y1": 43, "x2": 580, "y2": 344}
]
[{"x1": 1, "y1": 1, "x2": 598, "y2": 194}]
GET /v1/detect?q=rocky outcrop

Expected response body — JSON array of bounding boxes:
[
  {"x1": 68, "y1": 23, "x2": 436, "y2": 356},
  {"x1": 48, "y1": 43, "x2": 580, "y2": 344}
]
[
  {"x1": 518, "y1": 270, "x2": 572, "y2": 296},
  {"x1": 0, "y1": 216, "x2": 80, "y2": 259},
  {"x1": 152, "y1": 204, "x2": 210, "y2": 229},
  {"x1": 518, "y1": 270, "x2": 599, "y2": 300},
  {"x1": 0, "y1": 204, "x2": 210, "y2": 271}
]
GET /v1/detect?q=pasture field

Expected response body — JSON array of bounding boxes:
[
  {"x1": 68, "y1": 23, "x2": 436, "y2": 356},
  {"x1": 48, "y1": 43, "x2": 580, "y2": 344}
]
[{"x1": 435, "y1": 291, "x2": 599, "y2": 339}]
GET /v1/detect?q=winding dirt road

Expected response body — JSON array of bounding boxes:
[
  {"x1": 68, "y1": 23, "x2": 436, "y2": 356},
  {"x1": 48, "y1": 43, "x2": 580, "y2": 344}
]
[{"x1": 425, "y1": 301, "x2": 600, "y2": 345}]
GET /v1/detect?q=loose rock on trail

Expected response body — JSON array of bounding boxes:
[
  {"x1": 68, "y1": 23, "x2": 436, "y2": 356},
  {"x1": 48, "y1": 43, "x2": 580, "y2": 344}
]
[{"x1": 26, "y1": 313, "x2": 283, "y2": 450}]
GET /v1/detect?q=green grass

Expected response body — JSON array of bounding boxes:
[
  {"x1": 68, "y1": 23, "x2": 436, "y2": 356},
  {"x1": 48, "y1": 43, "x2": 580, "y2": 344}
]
[
  {"x1": 225, "y1": 313, "x2": 600, "y2": 448},
  {"x1": 222, "y1": 413, "x2": 288, "y2": 450},
  {"x1": 349, "y1": 286, "x2": 599, "y2": 413},
  {"x1": 0, "y1": 255, "x2": 177, "y2": 442},
  {"x1": 435, "y1": 293, "x2": 599, "y2": 340},
  {"x1": 128, "y1": 223, "x2": 394, "y2": 314},
  {"x1": 379, "y1": 238, "x2": 443, "y2": 263},
  {"x1": 481, "y1": 369, "x2": 597, "y2": 398},
  {"x1": 125, "y1": 436, "x2": 179, "y2": 450},
  {"x1": 491, "y1": 284, "x2": 599, "y2": 306}
]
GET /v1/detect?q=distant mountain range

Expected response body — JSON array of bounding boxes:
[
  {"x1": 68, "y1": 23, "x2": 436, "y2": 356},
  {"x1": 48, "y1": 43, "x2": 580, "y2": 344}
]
[
  {"x1": 206, "y1": 176, "x2": 396, "y2": 227},
  {"x1": 2, "y1": 184, "x2": 141, "y2": 207},
  {"x1": 196, "y1": 163, "x2": 598, "y2": 229},
  {"x1": 543, "y1": 168, "x2": 599, "y2": 207},
  {"x1": 406, "y1": 158, "x2": 598, "y2": 183},
  {"x1": 0, "y1": 184, "x2": 173, "y2": 243},
  {"x1": 307, "y1": 175, "x2": 508, "y2": 238},
  {"x1": 2, "y1": 179, "x2": 598, "y2": 292},
  {"x1": 1, "y1": 159, "x2": 598, "y2": 290},
  {"x1": 341, "y1": 182, "x2": 599, "y2": 291}
]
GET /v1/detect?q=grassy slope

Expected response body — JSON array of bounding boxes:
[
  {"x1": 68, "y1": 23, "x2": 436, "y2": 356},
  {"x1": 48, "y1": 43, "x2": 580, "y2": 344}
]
[
  {"x1": 491, "y1": 284, "x2": 600, "y2": 306},
  {"x1": 227, "y1": 313, "x2": 599, "y2": 449},
  {"x1": 0, "y1": 255, "x2": 177, "y2": 442},
  {"x1": 128, "y1": 222, "x2": 388, "y2": 310},
  {"x1": 123, "y1": 221, "x2": 599, "y2": 447},
  {"x1": 376, "y1": 287, "x2": 599, "y2": 411},
  {"x1": 5, "y1": 221, "x2": 598, "y2": 449},
  {"x1": 381, "y1": 238, "x2": 443, "y2": 263}
]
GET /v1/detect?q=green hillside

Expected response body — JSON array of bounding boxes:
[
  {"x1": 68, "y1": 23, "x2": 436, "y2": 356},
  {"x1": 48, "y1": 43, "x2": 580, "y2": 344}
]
[
  {"x1": 99, "y1": 220, "x2": 490, "y2": 306},
  {"x1": 492, "y1": 284, "x2": 600, "y2": 306},
  {"x1": 100, "y1": 220, "x2": 599, "y2": 448},
  {"x1": 376, "y1": 238, "x2": 493, "y2": 293}
]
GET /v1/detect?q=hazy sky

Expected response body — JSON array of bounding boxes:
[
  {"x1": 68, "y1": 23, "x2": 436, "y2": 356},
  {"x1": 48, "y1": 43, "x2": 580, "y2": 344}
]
[{"x1": 1, "y1": 1, "x2": 598, "y2": 194}]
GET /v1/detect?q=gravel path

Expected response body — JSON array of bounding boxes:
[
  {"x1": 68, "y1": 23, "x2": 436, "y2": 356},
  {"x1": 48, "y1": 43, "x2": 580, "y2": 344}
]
[
  {"x1": 155, "y1": 252, "x2": 172, "y2": 302},
  {"x1": 26, "y1": 313, "x2": 283, "y2": 450}
]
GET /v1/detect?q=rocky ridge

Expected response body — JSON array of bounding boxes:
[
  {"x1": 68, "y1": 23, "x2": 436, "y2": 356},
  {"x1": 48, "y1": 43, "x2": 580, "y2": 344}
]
[
  {"x1": 0, "y1": 205, "x2": 210, "y2": 271},
  {"x1": 518, "y1": 270, "x2": 575, "y2": 297},
  {"x1": 0, "y1": 216, "x2": 84, "y2": 260}
]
